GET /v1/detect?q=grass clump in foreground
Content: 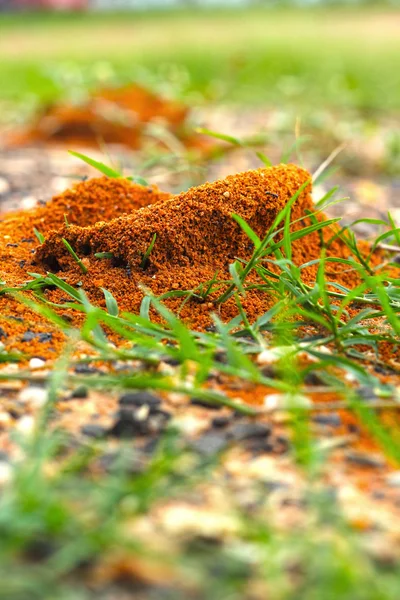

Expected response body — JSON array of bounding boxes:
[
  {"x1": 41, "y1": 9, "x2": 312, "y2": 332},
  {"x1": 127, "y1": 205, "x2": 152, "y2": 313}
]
[{"x1": 0, "y1": 160, "x2": 399, "y2": 598}]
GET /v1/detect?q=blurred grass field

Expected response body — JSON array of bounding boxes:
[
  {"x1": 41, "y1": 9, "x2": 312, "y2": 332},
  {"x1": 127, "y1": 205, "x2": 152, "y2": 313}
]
[
  {"x1": 1, "y1": 7, "x2": 400, "y2": 600},
  {"x1": 0, "y1": 6, "x2": 399, "y2": 114}
]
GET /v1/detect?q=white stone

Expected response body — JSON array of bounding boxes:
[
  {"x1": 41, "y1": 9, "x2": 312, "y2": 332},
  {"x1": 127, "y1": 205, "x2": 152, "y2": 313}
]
[
  {"x1": 171, "y1": 414, "x2": 208, "y2": 436},
  {"x1": 0, "y1": 177, "x2": 10, "y2": 196},
  {"x1": 16, "y1": 415, "x2": 35, "y2": 436},
  {"x1": 263, "y1": 393, "x2": 311, "y2": 411},
  {"x1": 21, "y1": 196, "x2": 38, "y2": 210},
  {"x1": 160, "y1": 503, "x2": 237, "y2": 538},
  {"x1": 385, "y1": 471, "x2": 400, "y2": 487},
  {"x1": 51, "y1": 176, "x2": 71, "y2": 194},
  {"x1": 29, "y1": 358, "x2": 46, "y2": 369},
  {"x1": 19, "y1": 386, "x2": 47, "y2": 408},
  {"x1": 257, "y1": 345, "x2": 296, "y2": 365}
]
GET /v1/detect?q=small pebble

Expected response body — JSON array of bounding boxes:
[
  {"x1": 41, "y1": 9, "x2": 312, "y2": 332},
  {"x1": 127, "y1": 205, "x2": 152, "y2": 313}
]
[
  {"x1": 29, "y1": 358, "x2": 46, "y2": 369},
  {"x1": 38, "y1": 332, "x2": 53, "y2": 343},
  {"x1": 263, "y1": 393, "x2": 311, "y2": 411},
  {"x1": 21, "y1": 331, "x2": 36, "y2": 342},
  {"x1": 0, "y1": 177, "x2": 10, "y2": 196},
  {"x1": 19, "y1": 386, "x2": 47, "y2": 408},
  {"x1": 214, "y1": 350, "x2": 228, "y2": 364},
  {"x1": 81, "y1": 424, "x2": 106, "y2": 439},
  {"x1": 70, "y1": 385, "x2": 88, "y2": 399},
  {"x1": 108, "y1": 410, "x2": 146, "y2": 438},
  {"x1": 385, "y1": 471, "x2": 400, "y2": 487},
  {"x1": 212, "y1": 416, "x2": 231, "y2": 428},
  {"x1": 357, "y1": 386, "x2": 378, "y2": 402},
  {"x1": 119, "y1": 391, "x2": 161, "y2": 409},
  {"x1": 257, "y1": 345, "x2": 298, "y2": 365},
  {"x1": 345, "y1": 451, "x2": 385, "y2": 469},
  {"x1": 228, "y1": 422, "x2": 271, "y2": 442},
  {"x1": 312, "y1": 413, "x2": 342, "y2": 427},
  {"x1": 74, "y1": 364, "x2": 102, "y2": 375},
  {"x1": 21, "y1": 196, "x2": 37, "y2": 210},
  {"x1": 304, "y1": 371, "x2": 326, "y2": 386},
  {"x1": 16, "y1": 415, "x2": 35, "y2": 436},
  {"x1": 191, "y1": 432, "x2": 227, "y2": 456}
]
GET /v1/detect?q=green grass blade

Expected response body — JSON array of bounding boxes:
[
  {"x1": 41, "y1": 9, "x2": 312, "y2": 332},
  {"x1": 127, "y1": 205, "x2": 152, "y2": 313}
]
[{"x1": 69, "y1": 151, "x2": 122, "y2": 178}]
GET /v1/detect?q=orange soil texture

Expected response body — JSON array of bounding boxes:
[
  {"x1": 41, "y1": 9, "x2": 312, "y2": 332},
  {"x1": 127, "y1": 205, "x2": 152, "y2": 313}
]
[{"x1": 0, "y1": 163, "x2": 397, "y2": 365}]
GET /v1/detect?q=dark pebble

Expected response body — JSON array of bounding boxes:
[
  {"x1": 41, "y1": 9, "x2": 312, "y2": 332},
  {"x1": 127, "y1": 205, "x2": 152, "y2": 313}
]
[
  {"x1": 262, "y1": 480, "x2": 289, "y2": 493},
  {"x1": 142, "y1": 437, "x2": 160, "y2": 455},
  {"x1": 19, "y1": 260, "x2": 26, "y2": 268},
  {"x1": 345, "y1": 451, "x2": 385, "y2": 468},
  {"x1": 228, "y1": 422, "x2": 271, "y2": 442},
  {"x1": 21, "y1": 238, "x2": 35, "y2": 243},
  {"x1": 371, "y1": 490, "x2": 386, "y2": 500},
  {"x1": 234, "y1": 331, "x2": 256, "y2": 343},
  {"x1": 81, "y1": 424, "x2": 106, "y2": 439},
  {"x1": 191, "y1": 432, "x2": 227, "y2": 456},
  {"x1": 246, "y1": 434, "x2": 289, "y2": 455},
  {"x1": 205, "y1": 325, "x2": 217, "y2": 333},
  {"x1": 312, "y1": 413, "x2": 342, "y2": 427},
  {"x1": 147, "y1": 411, "x2": 171, "y2": 434},
  {"x1": 162, "y1": 356, "x2": 181, "y2": 367},
  {"x1": 108, "y1": 410, "x2": 146, "y2": 438},
  {"x1": 304, "y1": 371, "x2": 326, "y2": 386},
  {"x1": 24, "y1": 538, "x2": 56, "y2": 561},
  {"x1": 61, "y1": 313, "x2": 74, "y2": 323},
  {"x1": 70, "y1": 385, "x2": 88, "y2": 399},
  {"x1": 100, "y1": 450, "x2": 147, "y2": 475},
  {"x1": 273, "y1": 435, "x2": 290, "y2": 454},
  {"x1": 74, "y1": 364, "x2": 102, "y2": 375},
  {"x1": 21, "y1": 331, "x2": 36, "y2": 342},
  {"x1": 212, "y1": 416, "x2": 231, "y2": 428},
  {"x1": 9, "y1": 316, "x2": 23, "y2": 322},
  {"x1": 0, "y1": 327, "x2": 7, "y2": 339},
  {"x1": 38, "y1": 332, "x2": 53, "y2": 343},
  {"x1": 245, "y1": 437, "x2": 275, "y2": 453},
  {"x1": 6, "y1": 243, "x2": 18, "y2": 248},
  {"x1": 214, "y1": 350, "x2": 228, "y2": 364},
  {"x1": 119, "y1": 391, "x2": 162, "y2": 409},
  {"x1": 260, "y1": 365, "x2": 277, "y2": 379},
  {"x1": 190, "y1": 396, "x2": 223, "y2": 410},
  {"x1": 357, "y1": 386, "x2": 378, "y2": 402},
  {"x1": 347, "y1": 423, "x2": 360, "y2": 434}
]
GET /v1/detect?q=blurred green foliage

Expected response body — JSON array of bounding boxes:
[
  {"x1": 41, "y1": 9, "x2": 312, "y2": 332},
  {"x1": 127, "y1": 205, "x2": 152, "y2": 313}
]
[{"x1": 0, "y1": 6, "x2": 399, "y2": 116}]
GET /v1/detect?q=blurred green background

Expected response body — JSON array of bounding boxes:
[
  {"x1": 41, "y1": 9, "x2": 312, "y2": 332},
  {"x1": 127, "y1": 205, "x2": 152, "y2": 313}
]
[
  {"x1": 0, "y1": 4, "x2": 399, "y2": 114},
  {"x1": 0, "y1": 1, "x2": 399, "y2": 191}
]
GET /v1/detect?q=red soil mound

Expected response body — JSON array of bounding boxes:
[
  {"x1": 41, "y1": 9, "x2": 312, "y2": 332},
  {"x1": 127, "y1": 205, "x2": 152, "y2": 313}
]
[
  {"x1": 36, "y1": 164, "x2": 366, "y2": 328},
  {"x1": 5, "y1": 83, "x2": 208, "y2": 152}
]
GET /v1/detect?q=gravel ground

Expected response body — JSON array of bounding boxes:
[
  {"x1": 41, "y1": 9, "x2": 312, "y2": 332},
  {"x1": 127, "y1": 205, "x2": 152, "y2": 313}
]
[{"x1": 0, "y1": 115, "x2": 400, "y2": 594}]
